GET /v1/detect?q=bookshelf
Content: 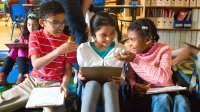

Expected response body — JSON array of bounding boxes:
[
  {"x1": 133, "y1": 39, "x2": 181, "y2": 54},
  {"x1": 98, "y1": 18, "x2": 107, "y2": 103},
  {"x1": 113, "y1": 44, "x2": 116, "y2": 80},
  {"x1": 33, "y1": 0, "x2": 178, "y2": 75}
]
[
  {"x1": 157, "y1": 28, "x2": 200, "y2": 31},
  {"x1": 145, "y1": 6, "x2": 200, "y2": 9},
  {"x1": 139, "y1": 0, "x2": 200, "y2": 49}
]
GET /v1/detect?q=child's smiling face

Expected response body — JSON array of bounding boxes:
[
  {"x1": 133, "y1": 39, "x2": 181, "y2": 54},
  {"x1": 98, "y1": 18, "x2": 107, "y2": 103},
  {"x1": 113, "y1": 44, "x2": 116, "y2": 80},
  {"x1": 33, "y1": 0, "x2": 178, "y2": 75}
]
[
  {"x1": 41, "y1": 13, "x2": 66, "y2": 37},
  {"x1": 94, "y1": 25, "x2": 116, "y2": 50},
  {"x1": 127, "y1": 30, "x2": 153, "y2": 54}
]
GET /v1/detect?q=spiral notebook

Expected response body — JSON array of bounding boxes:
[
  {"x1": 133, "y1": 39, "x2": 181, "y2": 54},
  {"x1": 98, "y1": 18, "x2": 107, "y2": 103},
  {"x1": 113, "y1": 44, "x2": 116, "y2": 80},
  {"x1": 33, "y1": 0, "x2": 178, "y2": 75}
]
[
  {"x1": 146, "y1": 86, "x2": 187, "y2": 94},
  {"x1": 26, "y1": 87, "x2": 64, "y2": 108}
]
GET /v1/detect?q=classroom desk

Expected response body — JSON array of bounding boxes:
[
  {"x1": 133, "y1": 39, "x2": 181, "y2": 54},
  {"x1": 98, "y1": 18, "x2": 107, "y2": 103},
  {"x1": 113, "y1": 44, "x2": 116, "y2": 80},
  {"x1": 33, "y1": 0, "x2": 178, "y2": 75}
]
[
  {"x1": 93, "y1": 5, "x2": 143, "y2": 21},
  {"x1": 22, "y1": 4, "x2": 41, "y2": 12}
]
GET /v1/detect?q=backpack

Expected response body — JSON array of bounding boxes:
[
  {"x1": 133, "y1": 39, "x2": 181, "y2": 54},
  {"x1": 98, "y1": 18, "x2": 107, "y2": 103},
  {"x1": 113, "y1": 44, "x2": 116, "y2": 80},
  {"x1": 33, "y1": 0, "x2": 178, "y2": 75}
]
[{"x1": 172, "y1": 58, "x2": 200, "y2": 99}]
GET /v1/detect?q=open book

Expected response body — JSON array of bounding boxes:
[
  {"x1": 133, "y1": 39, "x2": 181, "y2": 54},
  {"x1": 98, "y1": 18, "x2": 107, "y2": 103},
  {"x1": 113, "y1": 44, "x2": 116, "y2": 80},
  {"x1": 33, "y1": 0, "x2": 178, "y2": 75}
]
[
  {"x1": 146, "y1": 86, "x2": 187, "y2": 95},
  {"x1": 26, "y1": 87, "x2": 64, "y2": 108}
]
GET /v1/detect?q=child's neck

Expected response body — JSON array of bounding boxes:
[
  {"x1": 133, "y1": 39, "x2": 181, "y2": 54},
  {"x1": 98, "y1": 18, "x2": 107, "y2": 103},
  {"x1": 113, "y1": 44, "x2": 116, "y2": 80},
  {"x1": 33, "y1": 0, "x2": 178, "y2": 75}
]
[
  {"x1": 93, "y1": 42, "x2": 108, "y2": 51},
  {"x1": 142, "y1": 43, "x2": 154, "y2": 54}
]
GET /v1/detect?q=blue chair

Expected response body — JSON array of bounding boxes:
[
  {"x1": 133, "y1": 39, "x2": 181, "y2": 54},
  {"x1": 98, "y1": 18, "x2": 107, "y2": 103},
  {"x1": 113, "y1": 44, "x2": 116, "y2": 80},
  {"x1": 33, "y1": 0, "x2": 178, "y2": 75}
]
[{"x1": 10, "y1": 4, "x2": 26, "y2": 41}]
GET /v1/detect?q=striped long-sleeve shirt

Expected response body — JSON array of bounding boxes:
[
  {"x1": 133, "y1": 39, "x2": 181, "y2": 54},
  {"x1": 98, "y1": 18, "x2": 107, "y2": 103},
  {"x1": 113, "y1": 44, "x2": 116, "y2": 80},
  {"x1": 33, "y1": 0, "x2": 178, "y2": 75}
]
[
  {"x1": 28, "y1": 29, "x2": 77, "y2": 81},
  {"x1": 128, "y1": 42, "x2": 174, "y2": 88}
]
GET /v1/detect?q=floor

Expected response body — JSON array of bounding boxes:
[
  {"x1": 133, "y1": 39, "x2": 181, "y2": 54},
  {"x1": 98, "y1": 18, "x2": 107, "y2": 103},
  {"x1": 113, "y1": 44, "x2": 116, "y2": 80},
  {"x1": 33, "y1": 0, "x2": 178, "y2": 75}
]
[{"x1": 0, "y1": 15, "x2": 20, "y2": 51}]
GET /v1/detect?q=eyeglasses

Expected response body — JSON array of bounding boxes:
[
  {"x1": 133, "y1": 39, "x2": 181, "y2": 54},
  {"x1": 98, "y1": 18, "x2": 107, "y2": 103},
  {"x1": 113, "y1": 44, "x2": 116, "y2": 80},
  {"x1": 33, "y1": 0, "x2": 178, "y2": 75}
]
[{"x1": 44, "y1": 19, "x2": 66, "y2": 28}]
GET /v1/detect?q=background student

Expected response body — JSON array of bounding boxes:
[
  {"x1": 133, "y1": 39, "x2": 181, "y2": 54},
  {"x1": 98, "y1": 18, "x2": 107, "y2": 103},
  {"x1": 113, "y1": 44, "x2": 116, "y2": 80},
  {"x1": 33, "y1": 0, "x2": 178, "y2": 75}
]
[{"x1": 0, "y1": 13, "x2": 40, "y2": 86}]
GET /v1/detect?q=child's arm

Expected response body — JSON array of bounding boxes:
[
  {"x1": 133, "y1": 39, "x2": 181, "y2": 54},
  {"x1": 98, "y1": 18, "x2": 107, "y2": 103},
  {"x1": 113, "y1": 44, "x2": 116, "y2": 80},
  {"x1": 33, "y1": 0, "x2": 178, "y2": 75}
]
[
  {"x1": 172, "y1": 44, "x2": 200, "y2": 65},
  {"x1": 127, "y1": 65, "x2": 149, "y2": 96},
  {"x1": 31, "y1": 43, "x2": 78, "y2": 70},
  {"x1": 60, "y1": 63, "x2": 72, "y2": 97}
]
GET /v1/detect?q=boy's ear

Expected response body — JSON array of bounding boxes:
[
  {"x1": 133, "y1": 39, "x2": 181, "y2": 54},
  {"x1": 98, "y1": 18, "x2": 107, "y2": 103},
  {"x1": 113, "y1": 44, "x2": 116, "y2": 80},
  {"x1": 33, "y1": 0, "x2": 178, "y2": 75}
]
[{"x1": 39, "y1": 19, "x2": 44, "y2": 27}]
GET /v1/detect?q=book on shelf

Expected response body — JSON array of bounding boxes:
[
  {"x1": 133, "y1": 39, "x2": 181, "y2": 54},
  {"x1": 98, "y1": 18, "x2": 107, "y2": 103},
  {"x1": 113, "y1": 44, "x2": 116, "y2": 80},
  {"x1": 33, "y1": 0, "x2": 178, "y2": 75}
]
[
  {"x1": 186, "y1": 10, "x2": 192, "y2": 21},
  {"x1": 177, "y1": 11, "x2": 187, "y2": 21}
]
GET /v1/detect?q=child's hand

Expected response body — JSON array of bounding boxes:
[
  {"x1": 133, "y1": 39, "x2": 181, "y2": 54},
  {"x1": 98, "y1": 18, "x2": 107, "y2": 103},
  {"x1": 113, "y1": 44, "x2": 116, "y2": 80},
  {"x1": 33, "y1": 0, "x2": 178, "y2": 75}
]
[
  {"x1": 115, "y1": 51, "x2": 135, "y2": 62},
  {"x1": 108, "y1": 76, "x2": 125, "y2": 84},
  {"x1": 78, "y1": 69, "x2": 86, "y2": 80},
  {"x1": 60, "y1": 82, "x2": 68, "y2": 98},
  {"x1": 132, "y1": 83, "x2": 150, "y2": 97},
  {"x1": 57, "y1": 43, "x2": 78, "y2": 55}
]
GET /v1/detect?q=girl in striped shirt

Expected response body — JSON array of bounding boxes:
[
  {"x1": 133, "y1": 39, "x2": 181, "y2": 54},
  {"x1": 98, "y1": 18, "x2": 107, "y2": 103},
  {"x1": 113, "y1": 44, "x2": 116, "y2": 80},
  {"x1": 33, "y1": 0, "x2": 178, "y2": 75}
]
[{"x1": 115, "y1": 18, "x2": 190, "y2": 112}]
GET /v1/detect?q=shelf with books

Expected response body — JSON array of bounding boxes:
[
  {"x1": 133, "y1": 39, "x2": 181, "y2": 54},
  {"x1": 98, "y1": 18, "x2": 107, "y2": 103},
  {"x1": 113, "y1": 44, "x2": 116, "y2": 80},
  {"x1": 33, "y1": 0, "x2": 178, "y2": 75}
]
[
  {"x1": 145, "y1": 6, "x2": 200, "y2": 9},
  {"x1": 145, "y1": 7, "x2": 192, "y2": 29},
  {"x1": 157, "y1": 28, "x2": 200, "y2": 31}
]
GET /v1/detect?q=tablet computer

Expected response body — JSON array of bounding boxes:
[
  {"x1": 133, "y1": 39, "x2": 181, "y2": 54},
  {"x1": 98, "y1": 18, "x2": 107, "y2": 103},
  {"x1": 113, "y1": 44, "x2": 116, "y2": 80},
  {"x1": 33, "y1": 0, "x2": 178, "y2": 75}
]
[
  {"x1": 81, "y1": 66, "x2": 123, "y2": 83},
  {"x1": 5, "y1": 43, "x2": 28, "y2": 49}
]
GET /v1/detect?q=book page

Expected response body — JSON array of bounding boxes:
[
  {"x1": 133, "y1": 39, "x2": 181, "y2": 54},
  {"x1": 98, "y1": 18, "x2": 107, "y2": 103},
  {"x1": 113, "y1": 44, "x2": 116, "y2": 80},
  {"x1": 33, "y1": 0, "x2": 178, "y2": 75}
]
[
  {"x1": 146, "y1": 86, "x2": 187, "y2": 95},
  {"x1": 26, "y1": 87, "x2": 64, "y2": 108}
]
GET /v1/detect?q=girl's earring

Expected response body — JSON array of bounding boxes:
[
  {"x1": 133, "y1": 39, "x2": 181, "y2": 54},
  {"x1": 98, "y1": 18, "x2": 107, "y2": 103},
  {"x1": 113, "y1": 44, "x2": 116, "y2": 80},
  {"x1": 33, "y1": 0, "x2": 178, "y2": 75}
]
[{"x1": 92, "y1": 36, "x2": 96, "y2": 42}]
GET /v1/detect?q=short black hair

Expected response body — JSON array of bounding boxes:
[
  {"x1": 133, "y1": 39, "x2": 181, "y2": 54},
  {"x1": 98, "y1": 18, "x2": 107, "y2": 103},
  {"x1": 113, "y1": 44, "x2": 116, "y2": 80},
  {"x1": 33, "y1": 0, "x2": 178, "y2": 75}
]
[
  {"x1": 128, "y1": 18, "x2": 160, "y2": 42},
  {"x1": 90, "y1": 12, "x2": 116, "y2": 37},
  {"x1": 39, "y1": 0, "x2": 65, "y2": 19}
]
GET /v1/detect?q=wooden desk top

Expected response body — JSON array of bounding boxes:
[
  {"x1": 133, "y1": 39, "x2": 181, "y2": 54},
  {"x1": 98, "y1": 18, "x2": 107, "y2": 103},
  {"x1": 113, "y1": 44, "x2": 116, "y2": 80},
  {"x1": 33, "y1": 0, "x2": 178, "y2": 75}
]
[
  {"x1": 94, "y1": 5, "x2": 143, "y2": 8},
  {"x1": 22, "y1": 4, "x2": 41, "y2": 7}
]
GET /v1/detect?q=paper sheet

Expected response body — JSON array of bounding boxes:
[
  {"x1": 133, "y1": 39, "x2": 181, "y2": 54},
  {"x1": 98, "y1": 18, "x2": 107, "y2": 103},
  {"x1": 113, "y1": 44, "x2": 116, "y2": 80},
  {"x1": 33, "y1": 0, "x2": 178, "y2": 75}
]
[
  {"x1": 146, "y1": 86, "x2": 187, "y2": 94},
  {"x1": 26, "y1": 87, "x2": 64, "y2": 108}
]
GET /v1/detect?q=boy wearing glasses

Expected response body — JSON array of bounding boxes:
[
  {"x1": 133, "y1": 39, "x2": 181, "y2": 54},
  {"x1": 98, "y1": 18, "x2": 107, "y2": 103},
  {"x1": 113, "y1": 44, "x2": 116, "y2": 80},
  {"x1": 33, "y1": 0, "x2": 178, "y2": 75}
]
[{"x1": 0, "y1": 1, "x2": 78, "y2": 112}]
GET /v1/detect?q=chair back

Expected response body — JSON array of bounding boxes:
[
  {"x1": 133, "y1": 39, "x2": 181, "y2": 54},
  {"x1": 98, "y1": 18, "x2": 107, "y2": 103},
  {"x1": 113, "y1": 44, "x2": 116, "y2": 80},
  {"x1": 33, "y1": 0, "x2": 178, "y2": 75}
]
[{"x1": 11, "y1": 4, "x2": 26, "y2": 23}]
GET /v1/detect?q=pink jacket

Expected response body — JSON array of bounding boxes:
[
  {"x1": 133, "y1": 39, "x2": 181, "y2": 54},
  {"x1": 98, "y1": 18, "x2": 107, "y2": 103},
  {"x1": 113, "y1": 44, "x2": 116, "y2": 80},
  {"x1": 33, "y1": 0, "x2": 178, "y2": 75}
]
[
  {"x1": 128, "y1": 42, "x2": 174, "y2": 88},
  {"x1": 19, "y1": 34, "x2": 29, "y2": 44}
]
